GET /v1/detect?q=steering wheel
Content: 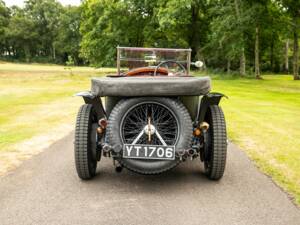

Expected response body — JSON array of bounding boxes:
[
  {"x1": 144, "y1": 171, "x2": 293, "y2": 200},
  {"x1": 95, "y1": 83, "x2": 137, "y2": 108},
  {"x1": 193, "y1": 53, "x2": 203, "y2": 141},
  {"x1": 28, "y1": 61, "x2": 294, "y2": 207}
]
[{"x1": 153, "y1": 60, "x2": 186, "y2": 76}]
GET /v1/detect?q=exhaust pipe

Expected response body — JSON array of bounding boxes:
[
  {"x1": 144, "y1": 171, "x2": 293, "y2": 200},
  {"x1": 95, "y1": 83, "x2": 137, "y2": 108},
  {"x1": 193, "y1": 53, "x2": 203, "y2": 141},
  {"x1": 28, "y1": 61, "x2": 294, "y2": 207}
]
[
  {"x1": 115, "y1": 165, "x2": 123, "y2": 173},
  {"x1": 114, "y1": 160, "x2": 123, "y2": 173},
  {"x1": 177, "y1": 148, "x2": 199, "y2": 161},
  {"x1": 177, "y1": 149, "x2": 187, "y2": 161},
  {"x1": 188, "y1": 148, "x2": 197, "y2": 157},
  {"x1": 102, "y1": 143, "x2": 112, "y2": 157},
  {"x1": 102, "y1": 143, "x2": 111, "y2": 152}
]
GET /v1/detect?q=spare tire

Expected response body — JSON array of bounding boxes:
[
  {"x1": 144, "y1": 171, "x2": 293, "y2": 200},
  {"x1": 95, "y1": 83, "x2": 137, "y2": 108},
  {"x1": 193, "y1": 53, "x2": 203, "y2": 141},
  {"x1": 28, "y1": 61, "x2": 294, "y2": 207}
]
[{"x1": 106, "y1": 97, "x2": 193, "y2": 174}]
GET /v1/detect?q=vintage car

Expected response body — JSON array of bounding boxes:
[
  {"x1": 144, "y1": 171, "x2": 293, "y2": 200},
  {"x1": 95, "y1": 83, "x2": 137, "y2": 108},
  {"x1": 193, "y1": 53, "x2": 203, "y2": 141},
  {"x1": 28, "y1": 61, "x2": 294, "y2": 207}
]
[{"x1": 74, "y1": 47, "x2": 227, "y2": 180}]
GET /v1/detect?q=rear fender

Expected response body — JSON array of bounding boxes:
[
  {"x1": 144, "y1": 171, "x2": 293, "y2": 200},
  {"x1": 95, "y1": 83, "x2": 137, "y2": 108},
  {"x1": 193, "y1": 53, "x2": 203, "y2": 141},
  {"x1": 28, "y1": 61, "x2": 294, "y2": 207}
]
[
  {"x1": 196, "y1": 92, "x2": 227, "y2": 124},
  {"x1": 75, "y1": 91, "x2": 106, "y2": 119}
]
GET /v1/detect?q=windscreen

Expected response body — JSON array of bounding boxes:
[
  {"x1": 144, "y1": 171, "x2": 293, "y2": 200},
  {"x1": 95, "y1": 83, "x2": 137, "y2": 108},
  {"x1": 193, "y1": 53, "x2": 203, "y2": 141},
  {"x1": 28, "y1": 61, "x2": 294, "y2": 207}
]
[{"x1": 117, "y1": 47, "x2": 191, "y2": 76}]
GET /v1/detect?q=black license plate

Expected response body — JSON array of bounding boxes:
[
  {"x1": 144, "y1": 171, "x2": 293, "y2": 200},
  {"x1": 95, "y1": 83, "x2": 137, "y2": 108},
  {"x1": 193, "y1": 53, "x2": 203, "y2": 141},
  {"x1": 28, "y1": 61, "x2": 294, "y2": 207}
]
[{"x1": 123, "y1": 144, "x2": 175, "y2": 160}]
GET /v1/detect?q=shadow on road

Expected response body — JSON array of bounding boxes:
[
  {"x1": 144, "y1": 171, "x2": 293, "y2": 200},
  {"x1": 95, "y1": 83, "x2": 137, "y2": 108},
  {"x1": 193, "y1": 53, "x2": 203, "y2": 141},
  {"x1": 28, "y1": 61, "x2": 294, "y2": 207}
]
[{"x1": 87, "y1": 159, "x2": 220, "y2": 194}]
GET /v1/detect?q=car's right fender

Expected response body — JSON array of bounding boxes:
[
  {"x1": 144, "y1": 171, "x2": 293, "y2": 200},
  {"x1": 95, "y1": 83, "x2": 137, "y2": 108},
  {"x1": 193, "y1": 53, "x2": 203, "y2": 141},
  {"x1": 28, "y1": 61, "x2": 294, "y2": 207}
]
[{"x1": 196, "y1": 92, "x2": 227, "y2": 125}]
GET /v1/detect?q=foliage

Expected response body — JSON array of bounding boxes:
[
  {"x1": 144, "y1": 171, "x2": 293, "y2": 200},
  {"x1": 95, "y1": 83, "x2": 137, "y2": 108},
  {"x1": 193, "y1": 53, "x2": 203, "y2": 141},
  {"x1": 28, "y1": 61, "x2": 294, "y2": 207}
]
[
  {"x1": 5, "y1": 6, "x2": 39, "y2": 61},
  {"x1": 55, "y1": 5, "x2": 82, "y2": 64},
  {"x1": 80, "y1": 0, "x2": 156, "y2": 66},
  {"x1": 0, "y1": 0, "x2": 82, "y2": 65},
  {"x1": 0, "y1": 0, "x2": 299, "y2": 74},
  {"x1": 278, "y1": 0, "x2": 300, "y2": 79},
  {"x1": 0, "y1": 0, "x2": 9, "y2": 53}
]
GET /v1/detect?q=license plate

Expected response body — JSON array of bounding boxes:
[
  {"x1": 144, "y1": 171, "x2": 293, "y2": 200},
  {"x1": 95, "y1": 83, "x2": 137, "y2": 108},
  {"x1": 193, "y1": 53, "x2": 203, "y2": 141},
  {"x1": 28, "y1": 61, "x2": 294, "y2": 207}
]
[{"x1": 123, "y1": 144, "x2": 175, "y2": 160}]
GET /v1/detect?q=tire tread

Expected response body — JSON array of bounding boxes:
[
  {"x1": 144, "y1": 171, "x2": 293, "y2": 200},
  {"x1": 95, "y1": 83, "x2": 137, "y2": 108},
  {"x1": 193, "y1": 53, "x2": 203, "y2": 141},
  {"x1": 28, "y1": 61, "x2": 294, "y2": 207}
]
[
  {"x1": 74, "y1": 104, "x2": 97, "y2": 179},
  {"x1": 206, "y1": 105, "x2": 227, "y2": 180}
]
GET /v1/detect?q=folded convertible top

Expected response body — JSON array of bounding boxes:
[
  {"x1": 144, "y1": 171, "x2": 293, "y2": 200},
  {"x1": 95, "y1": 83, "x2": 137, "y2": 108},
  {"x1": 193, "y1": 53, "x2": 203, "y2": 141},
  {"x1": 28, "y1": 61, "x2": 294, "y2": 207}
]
[{"x1": 91, "y1": 76, "x2": 211, "y2": 97}]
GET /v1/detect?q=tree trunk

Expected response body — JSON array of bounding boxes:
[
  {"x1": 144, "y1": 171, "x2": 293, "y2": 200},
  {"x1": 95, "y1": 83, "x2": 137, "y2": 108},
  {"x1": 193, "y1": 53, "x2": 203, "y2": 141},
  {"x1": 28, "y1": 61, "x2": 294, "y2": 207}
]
[
  {"x1": 255, "y1": 26, "x2": 261, "y2": 79},
  {"x1": 53, "y1": 44, "x2": 56, "y2": 60},
  {"x1": 270, "y1": 34, "x2": 274, "y2": 71},
  {"x1": 293, "y1": 26, "x2": 299, "y2": 80},
  {"x1": 189, "y1": 3, "x2": 200, "y2": 60},
  {"x1": 24, "y1": 44, "x2": 31, "y2": 63},
  {"x1": 240, "y1": 49, "x2": 246, "y2": 76},
  {"x1": 234, "y1": 0, "x2": 246, "y2": 76},
  {"x1": 285, "y1": 39, "x2": 289, "y2": 73},
  {"x1": 227, "y1": 59, "x2": 231, "y2": 74}
]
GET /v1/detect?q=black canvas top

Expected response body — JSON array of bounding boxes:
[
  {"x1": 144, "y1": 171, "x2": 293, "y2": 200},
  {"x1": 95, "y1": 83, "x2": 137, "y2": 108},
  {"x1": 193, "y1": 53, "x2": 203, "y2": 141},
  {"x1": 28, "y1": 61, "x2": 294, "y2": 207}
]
[{"x1": 91, "y1": 76, "x2": 211, "y2": 97}]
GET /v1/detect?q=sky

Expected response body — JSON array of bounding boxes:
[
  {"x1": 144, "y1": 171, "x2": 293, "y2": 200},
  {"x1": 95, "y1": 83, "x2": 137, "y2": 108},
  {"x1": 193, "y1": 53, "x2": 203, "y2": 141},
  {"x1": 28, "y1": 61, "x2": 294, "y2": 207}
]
[{"x1": 3, "y1": 0, "x2": 81, "y2": 7}]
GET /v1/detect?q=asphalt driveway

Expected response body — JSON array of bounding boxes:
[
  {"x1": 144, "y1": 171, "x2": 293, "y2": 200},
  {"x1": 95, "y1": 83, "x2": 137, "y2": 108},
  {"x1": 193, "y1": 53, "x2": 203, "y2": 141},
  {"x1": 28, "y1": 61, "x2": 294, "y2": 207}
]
[{"x1": 0, "y1": 132, "x2": 299, "y2": 225}]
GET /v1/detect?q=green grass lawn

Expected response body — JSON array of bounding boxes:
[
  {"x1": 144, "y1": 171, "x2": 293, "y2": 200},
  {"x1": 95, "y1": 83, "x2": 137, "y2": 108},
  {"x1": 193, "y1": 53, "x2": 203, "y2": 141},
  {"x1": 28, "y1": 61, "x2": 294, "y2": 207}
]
[
  {"x1": 0, "y1": 62, "x2": 299, "y2": 205},
  {"x1": 0, "y1": 62, "x2": 115, "y2": 152},
  {"x1": 209, "y1": 74, "x2": 300, "y2": 205}
]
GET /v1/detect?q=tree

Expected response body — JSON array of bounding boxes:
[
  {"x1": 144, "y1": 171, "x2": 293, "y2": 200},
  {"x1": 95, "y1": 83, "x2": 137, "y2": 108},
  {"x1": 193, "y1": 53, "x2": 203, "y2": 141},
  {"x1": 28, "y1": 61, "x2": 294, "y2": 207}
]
[
  {"x1": 245, "y1": 0, "x2": 270, "y2": 79},
  {"x1": 203, "y1": 0, "x2": 249, "y2": 75},
  {"x1": 80, "y1": 0, "x2": 156, "y2": 66},
  {"x1": 80, "y1": 0, "x2": 211, "y2": 66},
  {"x1": 155, "y1": 0, "x2": 210, "y2": 60},
  {"x1": 55, "y1": 6, "x2": 82, "y2": 65},
  {"x1": 1, "y1": 0, "x2": 85, "y2": 64},
  {"x1": 5, "y1": 6, "x2": 39, "y2": 61},
  {"x1": 234, "y1": 0, "x2": 246, "y2": 76},
  {"x1": 280, "y1": 0, "x2": 300, "y2": 80},
  {"x1": 0, "y1": 0, "x2": 297, "y2": 74},
  {"x1": 0, "y1": 0, "x2": 9, "y2": 56},
  {"x1": 24, "y1": 0, "x2": 63, "y2": 59},
  {"x1": 155, "y1": 0, "x2": 191, "y2": 48},
  {"x1": 80, "y1": 0, "x2": 127, "y2": 66}
]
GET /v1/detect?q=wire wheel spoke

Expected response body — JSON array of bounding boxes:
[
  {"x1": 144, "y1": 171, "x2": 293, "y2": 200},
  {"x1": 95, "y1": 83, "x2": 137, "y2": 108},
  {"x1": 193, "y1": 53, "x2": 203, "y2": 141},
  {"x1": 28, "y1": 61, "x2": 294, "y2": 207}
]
[{"x1": 121, "y1": 102, "x2": 178, "y2": 146}]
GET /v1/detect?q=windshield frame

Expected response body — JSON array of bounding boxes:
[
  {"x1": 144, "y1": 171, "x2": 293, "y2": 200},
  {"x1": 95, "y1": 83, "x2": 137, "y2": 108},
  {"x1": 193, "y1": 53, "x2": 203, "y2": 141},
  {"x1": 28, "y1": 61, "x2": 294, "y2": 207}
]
[{"x1": 116, "y1": 46, "x2": 192, "y2": 76}]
